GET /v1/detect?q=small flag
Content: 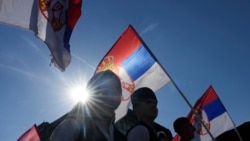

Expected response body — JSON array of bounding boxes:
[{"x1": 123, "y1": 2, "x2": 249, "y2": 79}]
[
  {"x1": 0, "y1": 0, "x2": 82, "y2": 71},
  {"x1": 173, "y1": 86, "x2": 235, "y2": 141},
  {"x1": 95, "y1": 25, "x2": 170, "y2": 121},
  {"x1": 17, "y1": 124, "x2": 40, "y2": 141}
]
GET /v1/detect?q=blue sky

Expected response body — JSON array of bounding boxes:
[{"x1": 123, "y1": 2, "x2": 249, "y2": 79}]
[{"x1": 1, "y1": 0, "x2": 250, "y2": 140}]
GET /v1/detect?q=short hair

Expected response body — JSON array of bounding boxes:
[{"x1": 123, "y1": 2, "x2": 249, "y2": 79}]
[
  {"x1": 86, "y1": 70, "x2": 122, "y2": 109},
  {"x1": 173, "y1": 117, "x2": 190, "y2": 133},
  {"x1": 86, "y1": 70, "x2": 121, "y2": 96},
  {"x1": 131, "y1": 87, "x2": 157, "y2": 108}
]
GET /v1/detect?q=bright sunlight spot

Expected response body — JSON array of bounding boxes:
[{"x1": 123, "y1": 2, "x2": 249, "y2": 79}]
[{"x1": 70, "y1": 85, "x2": 89, "y2": 103}]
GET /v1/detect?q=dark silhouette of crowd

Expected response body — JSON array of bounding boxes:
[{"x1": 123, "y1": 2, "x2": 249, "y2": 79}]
[{"x1": 34, "y1": 70, "x2": 249, "y2": 141}]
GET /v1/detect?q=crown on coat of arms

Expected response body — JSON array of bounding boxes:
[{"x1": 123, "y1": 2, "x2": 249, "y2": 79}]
[{"x1": 96, "y1": 56, "x2": 115, "y2": 72}]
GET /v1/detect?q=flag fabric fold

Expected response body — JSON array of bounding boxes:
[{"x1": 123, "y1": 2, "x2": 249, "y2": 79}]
[
  {"x1": 17, "y1": 124, "x2": 40, "y2": 141},
  {"x1": 0, "y1": 0, "x2": 82, "y2": 71},
  {"x1": 95, "y1": 25, "x2": 170, "y2": 121},
  {"x1": 173, "y1": 85, "x2": 235, "y2": 141}
]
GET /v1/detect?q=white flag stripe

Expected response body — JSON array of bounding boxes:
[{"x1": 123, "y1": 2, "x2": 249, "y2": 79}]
[
  {"x1": 134, "y1": 62, "x2": 170, "y2": 91},
  {"x1": 209, "y1": 112, "x2": 234, "y2": 139},
  {"x1": 0, "y1": 0, "x2": 37, "y2": 30},
  {"x1": 0, "y1": 0, "x2": 81, "y2": 71}
]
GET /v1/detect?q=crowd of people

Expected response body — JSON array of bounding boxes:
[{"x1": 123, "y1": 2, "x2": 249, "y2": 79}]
[{"x1": 49, "y1": 70, "x2": 196, "y2": 141}]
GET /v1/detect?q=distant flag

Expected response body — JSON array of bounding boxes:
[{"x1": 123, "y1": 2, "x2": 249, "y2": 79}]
[
  {"x1": 0, "y1": 0, "x2": 82, "y2": 71},
  {"x1": 95, "y1": 25, "x2": 171, "y2": 121},
  {"x1": 173, "y1": 85, "x2": 235, "y2": 141},
  {"x1": 17, "y1": 124, "x2": 40, "y2": 141}
]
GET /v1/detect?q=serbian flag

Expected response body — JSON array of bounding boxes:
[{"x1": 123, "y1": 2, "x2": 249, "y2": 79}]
[
  {"x1": 17, "y1": 124, "x2": 40, "y2": 141},
  {"x1": 0, "y1": 0, "x2": 82, "y2": 71},
  {"x1": 173, "y1": 85, "x2": 235, "y2": 141},
  {"x1": 95, "y1": 25, "x2": 171, "y2": 121}
]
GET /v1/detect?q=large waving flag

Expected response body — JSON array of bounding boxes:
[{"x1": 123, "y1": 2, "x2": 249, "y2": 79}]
[
  {"x1": 17, "y1": 124, "x2": 40, "y2": 141},
  {"x1": 95, "y1": 25, "x2": 171, "y2": 121},
  {"x1": 0, "y1": 0, "x2": 82, "y2": 71},
  {"x1": 173, "y1": 85, "x2": 235, "y2": 141}
]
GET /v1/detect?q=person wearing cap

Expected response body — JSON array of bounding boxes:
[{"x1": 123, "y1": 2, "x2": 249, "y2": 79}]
[
  {"x1": 49, "y1": 70, "x2": 126, "y2": 141},
  {"x1": 173, "y1": 117, "x2": 196, "y2": 141},
  {"x1": 126, "y1": 87, "x2": 159, "y2": 141}
]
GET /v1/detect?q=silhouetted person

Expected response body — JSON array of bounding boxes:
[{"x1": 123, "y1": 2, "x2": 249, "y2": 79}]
[
  {"x1": 49, "y1": 70, "x2": 125, "y2": 141},
  {"x1": 127, "y1": 87, "x2": 170, "y2": 141},
  {"x1": 173, "y1": 117, "x2": 195, "y2": 141}
]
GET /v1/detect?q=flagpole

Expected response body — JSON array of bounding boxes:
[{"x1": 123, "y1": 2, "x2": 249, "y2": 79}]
[
  {"x1": 233, "y1": 124, "x2": 243, "y2": 141},
  {"x1": 128, "y1": 25, "x2": 216, "y2": 141},
  {"x1": 224, "y1": 109, "x2": 243, "y2": 141},
  {"x1": 165, "y1": 81, "x2": 216, "y2": 141},
  {"x1": 234, "y1": 128, "x2": 243, "y2": 141}
]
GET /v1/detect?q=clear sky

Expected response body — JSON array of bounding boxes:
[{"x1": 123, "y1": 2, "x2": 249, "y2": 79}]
[{"x1": 1, "y1": 0, "x2": 250, "y2": 140}]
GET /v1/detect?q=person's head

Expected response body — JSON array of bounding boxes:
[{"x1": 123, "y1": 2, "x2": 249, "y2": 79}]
[
  {"x1": 173, "y1": 117, "x2": 195, "y2": 141},
  {"x1": 131, "y1": 87, "x2": 158, "y2": 121},
  {"x1": 86, "y1": 70, "x2": 122, "y2": 118}
]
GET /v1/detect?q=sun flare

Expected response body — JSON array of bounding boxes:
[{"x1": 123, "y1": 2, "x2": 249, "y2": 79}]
[{"x1": 70, "y1": 85, "x2": 89, "y2": 103}]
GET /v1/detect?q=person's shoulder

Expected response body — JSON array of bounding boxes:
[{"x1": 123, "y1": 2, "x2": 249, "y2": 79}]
[
  {"x1": 49, "y1": 118, "x2": 81, "y2": 141},
  {"x1": 132, "y1": 124, "x2": 148, "y2": 131},
  {"x1": 127, "y1": 124, "x2": 150, "y2": 141},
  {"x1": 128, "y1": 124, "x2": 149, "y2": 135},
  {"x1": 59, "y1": 118, "x2": 80, "y2": 129},
  {"x1": 154, "y1": 122, "x2": 173, "y2": 140}
]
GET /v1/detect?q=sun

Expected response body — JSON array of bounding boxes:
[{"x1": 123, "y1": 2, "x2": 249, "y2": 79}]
[{"x1": 69, "y1": 85, "x2": 89, "y2": 103}]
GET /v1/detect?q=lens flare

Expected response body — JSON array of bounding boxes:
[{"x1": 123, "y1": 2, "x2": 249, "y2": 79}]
[{"x1": 70, "y1": 86, "x2": 89, "y2": 103}]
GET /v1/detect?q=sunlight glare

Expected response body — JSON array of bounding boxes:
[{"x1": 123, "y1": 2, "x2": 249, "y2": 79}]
[{"x1": 70, "y1": 85, "x2": 89, "y2": 104}]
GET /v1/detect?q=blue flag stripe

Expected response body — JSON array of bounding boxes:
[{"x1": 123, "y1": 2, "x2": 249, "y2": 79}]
[
  {"x1": 122, "y1": 45, "x2": 155, "y2": 81},
  {"x1": 203, "y1": 99, "x2": 226, "y2": 121}
]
